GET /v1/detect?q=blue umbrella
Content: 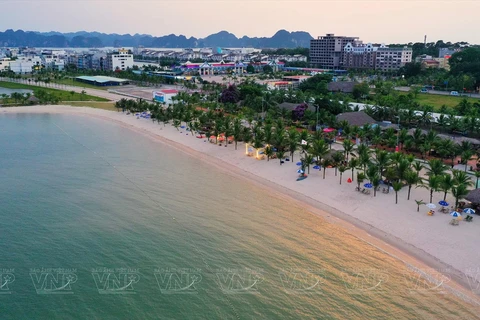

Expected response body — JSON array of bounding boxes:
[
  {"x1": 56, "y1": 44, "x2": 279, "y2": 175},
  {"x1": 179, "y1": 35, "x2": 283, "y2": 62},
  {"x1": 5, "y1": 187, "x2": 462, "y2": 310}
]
[
  {"x1": 450, "y1": 211, "x2": 461, "y2": 217},
  {"x1": 296, "y1": 162, "x2": 302, "y2": 166},
  {"x1": 364, "y1": 183, "x2": 373, "y2": 189},
  {"x1": 297, "y1": 169, "x2": 304, "y2": 174},
  {"x1": 463, "y1": 208, "x2": 475, "y2": 214},
  {"x1": 180, "y1": 125, "x2": 186, "y2": 129},
  {"x1": 313, "y1": 165, "x2": 320, "y2": 170},
  {"x1": 439, "y1": 200, "x2": 449, "y2": 206}
]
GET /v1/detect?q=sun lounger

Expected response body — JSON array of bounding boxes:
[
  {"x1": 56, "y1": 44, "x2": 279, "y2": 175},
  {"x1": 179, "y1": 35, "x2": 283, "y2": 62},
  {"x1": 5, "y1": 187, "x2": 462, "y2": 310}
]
[
  {"x1": 449, "y1": 219, "x2": 459, "y2": 226},
  {"x1": 465, "y1": 215, "x2": 473, "y2": 222}
]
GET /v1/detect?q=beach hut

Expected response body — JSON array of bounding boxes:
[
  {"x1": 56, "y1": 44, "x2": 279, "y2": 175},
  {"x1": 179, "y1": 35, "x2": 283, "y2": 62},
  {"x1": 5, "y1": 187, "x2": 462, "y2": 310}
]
[
  {"x1": 465, "y1": 189, "x2": 480, "y2": 203},
  {"x1": 245, "y1": 143, "x2": 265, "y2": 159}
]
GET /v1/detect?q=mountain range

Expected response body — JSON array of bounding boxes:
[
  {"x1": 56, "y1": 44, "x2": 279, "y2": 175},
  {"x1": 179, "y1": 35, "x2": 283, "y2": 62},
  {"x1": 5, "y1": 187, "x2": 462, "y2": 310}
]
[{"x1": 0, "y1": 29, "x2": 313, "y2": 48}]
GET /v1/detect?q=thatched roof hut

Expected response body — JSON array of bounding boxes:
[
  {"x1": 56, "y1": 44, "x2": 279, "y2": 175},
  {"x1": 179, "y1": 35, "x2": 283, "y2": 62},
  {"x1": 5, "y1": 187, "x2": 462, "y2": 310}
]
[
  {"x1": 465, "y1": 189, "x2": 480, "y2": 203},
  {"x1": 336, "y1": 111, "x2": 376, "y2": 127}
]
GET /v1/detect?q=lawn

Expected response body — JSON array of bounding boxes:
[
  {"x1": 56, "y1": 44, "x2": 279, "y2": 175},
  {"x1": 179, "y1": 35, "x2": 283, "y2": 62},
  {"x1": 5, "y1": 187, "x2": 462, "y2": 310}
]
[
  {"x1": 399, "y1": 91, "x2": 480, "y2": 109},
  {"x1": 0, "y1": 81, "x2": 109, "y2": 101},
  {"x1": 65, "y1": 101, "x2": 117, "y2": 111}
]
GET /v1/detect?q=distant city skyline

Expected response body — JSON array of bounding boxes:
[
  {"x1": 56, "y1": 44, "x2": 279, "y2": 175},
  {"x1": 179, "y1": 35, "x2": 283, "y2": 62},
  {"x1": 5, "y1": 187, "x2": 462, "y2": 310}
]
[{"x1": 3, "y1": 0, "x2": 479, "y2": 44}]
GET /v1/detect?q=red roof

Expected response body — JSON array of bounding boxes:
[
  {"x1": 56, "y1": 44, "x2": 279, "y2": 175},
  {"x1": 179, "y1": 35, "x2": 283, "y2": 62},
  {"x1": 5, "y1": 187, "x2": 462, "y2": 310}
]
[{"x1": 160, "y1": 89, "x2": 178, "y2": 94}]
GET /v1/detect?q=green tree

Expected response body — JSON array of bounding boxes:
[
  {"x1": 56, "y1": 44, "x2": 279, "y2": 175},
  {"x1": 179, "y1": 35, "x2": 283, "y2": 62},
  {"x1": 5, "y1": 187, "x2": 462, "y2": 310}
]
[
  {"x1": 404, "y1": 170, "x2": 422, "y2": 200},
  {"x1": 392, "y1": 181, "x2": 403, "y2": 204},
  {"x1": 338, "y1": 166, "x2": 347, "y2": 185}
]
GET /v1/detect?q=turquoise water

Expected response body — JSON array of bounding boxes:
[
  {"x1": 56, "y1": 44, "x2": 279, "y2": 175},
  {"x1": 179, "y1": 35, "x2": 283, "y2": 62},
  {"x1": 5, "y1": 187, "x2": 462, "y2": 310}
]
[{"x1": 0, "y1": 113, "x2": 477, "y2": 320}]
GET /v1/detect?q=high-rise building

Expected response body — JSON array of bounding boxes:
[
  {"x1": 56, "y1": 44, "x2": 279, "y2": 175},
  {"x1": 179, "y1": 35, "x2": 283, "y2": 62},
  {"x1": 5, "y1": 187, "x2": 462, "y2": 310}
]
[
  {"x1": 105, "y1": 48, "x2": 133, "y2": 71},
  {"x1": 310, "y1": 34, "x2": 359, "y2": 69},
  {"x1": 375, "y1": 47, "x2": 412, "y2": 71},
  {"x1": 342, "y1": 43, "x2": 381, "y2": 70}
]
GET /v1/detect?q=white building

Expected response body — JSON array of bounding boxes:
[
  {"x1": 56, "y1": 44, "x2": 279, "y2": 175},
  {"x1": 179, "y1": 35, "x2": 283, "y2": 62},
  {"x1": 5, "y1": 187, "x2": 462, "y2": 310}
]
[
  {"x1": 105, "y1": 48, "x2": 134, "y2": 71},
  {"x1": 8, "y1": 56, "x2": 43, "y2": 74},
  {"x1": 0, "y1": 58, "x2": 11, "y2": 71},
  {"x1": 153, "y1": 89, "x2": 178, "y2": 105},
  {"x1": 375, "y1": 47, "x2": 412, "y2": 71}
]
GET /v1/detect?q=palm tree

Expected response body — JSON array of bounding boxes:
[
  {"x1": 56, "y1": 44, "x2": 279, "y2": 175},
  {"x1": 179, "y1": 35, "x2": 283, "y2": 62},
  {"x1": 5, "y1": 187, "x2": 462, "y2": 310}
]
[
  {"x1": 439, "y1": 174, "x2": 456, "y2": 201},
  {"x1": 375, "y1": 149, "x2": 390, "y2": 179},
  {"x1": 356, "y1": 172, "x2": 366, "y2": 191},
  {"x1": 338, "y1": 166, "x2": 347, "y2": 185},
  {"x1": 310, "y1": 139, "x2": 329, "y2": 164},
  {"x1": 426, "y1": 159, "x2": 447, "y2": 177},
  {"x1": 232, "y1": 118, "x2": 243, "y2": 150},
  {"x1": 322, "y1": 158, "x2": 332, "y2": 179},
  {"x1": 415, "y1": 199, "x2": 425, "y2": 212},
  {"x1": 348, "y1": 158, "x2": 359, "y2": 182},
  {"x1": 411, "y1": 161, "x2": 424, "y2": 178},
  {"x1": 287, "y1": 129, "x2": 299, "y2": 163},
  {"x1": 302, "y1": 153, "x2": 315, "y2": 174},
  {"x1": 418, "y1": 175, "x2": 442, "y2": 203},
  {"x1": 405, "y1": 170, "x2": 422, "y2": 200},
  {"x1": 460, "y1": 150, "x2": 474, "y2": 172},
  {"x1": 342, "y1": 139, "x2": 355, "y2": 162},
  {"x1": 451, "y1": 184, "x2": 469, "y2": 208},
  {"x1": 276, "y1": 151, "x2": 285, "y2": 165},
  {"x1": 392, "y1": 181, "x2": 403, "y2": 204},
  {"x1": 265, "y1": 145, "x2": 274, "y2": 161},
  {"x1": 452, "y1": 170, "x2": 473, "y2": 188},
  {"x1": 332, "y1": 152, "x2": 344, "y2": 176}
]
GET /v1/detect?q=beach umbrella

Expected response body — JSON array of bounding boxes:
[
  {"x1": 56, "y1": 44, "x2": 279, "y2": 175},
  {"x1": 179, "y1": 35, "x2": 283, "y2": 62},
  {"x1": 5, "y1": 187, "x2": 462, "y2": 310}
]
[
  {"x1": 323, "y1": 128, "x2": 335, "y2": 133},
  {"x1": 180, "y1": 125, "x2": 185, "y2": 129},
  {"x1": 296, "y1": 162, "x2": 302, "y2": 166},
  {"x1": 439, "y1": 200, "x2": 449, "y2": 207},
  {"x1": 450, "y1": 211, "x2": 461, "y2": 217},
  {"x1": 426, "y1": 203, "x2": 436, "y2": 209},
  {"x1": 463, "y1": 208, "x2": 475, "y2": 215},
  {"x1": 313, "y1": 165, "x2": 320, "y2": 170},
  {"x1": 364, "y1": 183, "x2": 373, "y2": 189}
]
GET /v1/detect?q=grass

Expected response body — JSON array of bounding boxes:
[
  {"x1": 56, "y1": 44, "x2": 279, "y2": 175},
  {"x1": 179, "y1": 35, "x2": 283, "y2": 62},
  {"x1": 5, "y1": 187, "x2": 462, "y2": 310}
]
[
  {"x1": 0, "y1": 81, "x2": 109, "y2": 102},
  {"x1": 64, "y1": 101, "x2": 117, "y2": 111},
  {"x1": 399, "y1": 91, "x2": 480, "y2": 109}
]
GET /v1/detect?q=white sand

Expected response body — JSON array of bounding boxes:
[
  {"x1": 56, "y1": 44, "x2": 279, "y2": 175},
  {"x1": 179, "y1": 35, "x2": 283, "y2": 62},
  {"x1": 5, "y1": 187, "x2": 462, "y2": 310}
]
[{"x1": 3, "y1": 105, "x2": 480, "y2": 298}]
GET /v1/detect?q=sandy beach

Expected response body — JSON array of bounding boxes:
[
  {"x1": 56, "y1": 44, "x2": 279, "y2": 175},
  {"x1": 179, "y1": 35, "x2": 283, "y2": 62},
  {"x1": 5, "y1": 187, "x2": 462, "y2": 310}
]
[{"x1": 3, "y1": 105, "x2": 480, "y2": 304}]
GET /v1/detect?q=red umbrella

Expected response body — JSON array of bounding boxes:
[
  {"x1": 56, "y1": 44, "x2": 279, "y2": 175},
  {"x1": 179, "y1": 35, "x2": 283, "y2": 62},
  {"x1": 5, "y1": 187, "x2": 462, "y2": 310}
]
[{"x1": 323, "y1": 128, "x2": 335, "y2": 133}]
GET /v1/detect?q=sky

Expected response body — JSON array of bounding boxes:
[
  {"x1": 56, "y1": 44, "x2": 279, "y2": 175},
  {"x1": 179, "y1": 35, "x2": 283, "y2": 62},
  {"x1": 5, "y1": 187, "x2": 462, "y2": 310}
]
[{"x1": 2, "y1": 0, "x2": 479, "y2": 44}]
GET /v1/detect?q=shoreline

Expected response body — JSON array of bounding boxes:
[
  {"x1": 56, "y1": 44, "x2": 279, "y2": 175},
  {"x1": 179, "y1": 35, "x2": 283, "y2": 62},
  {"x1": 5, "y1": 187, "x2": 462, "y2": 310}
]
[{"x1": 3, "y1": 105, "x2": 480, "y2": 306}]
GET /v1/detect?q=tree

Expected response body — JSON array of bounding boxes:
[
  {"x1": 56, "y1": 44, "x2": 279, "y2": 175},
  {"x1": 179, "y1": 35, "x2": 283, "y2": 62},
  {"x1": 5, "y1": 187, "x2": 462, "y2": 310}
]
[
  {"x1": 352, "y1": 82, "x2": 370, "y2": 99},
  {"x1": 332, "y1": 152, "x2": 344, "y2": 176},
  {"x1": 415, "y1": 199, "x2": 426, "y2": 212},
  {"x1": 246, "y1": 64, "x2": 255, "y2": 74},
  {"x1": 418, "y1": 175, "x2": 442, "y2": 203},
  {"x1": 80, "y1": 90, "x2": 86, "y2": 101},
  {"x1": 473, "y1": 171, "x2": 480, "y2": 189},
  {"x1": 302, "y1": 153, "x2": 315, "y2": 174},
  {"x1": 276, "y1": 151, "x2": 285, "y2": 165},
  {"x1": 392, "y1": 181, "x2": 403, "y2": 204},
  {"x1": 348, "y1": 158, "x2": 359, "y2": 181},
  {"x1": 322, "y1": 159, "x2": 332, "y2": 179},
  {"x1": 262, "y1": 65, "x2": 273, "y2": 74},
  {"x1": 232, "y1": 118, "x2": 243, "y2": 150},
  {"x1": 451, "y1": 184, "x2": 469, "y2": 208},
  {"x1": 439, "y1": 174, "x2": 456, "y2": 201},
  {"x1": 342, "y1": 139, "x2": 355, "y2": 162},
  {"x1": 287, "y1": 129, "x2": 299, "y2": 163},
  {"x1": 356, "y1": 172, "x2": 366, "y2": 191},
  {"x1": 338, "y1": 166, "x2": 347, "y2": 185},
  {"x1": 404, "y1": 170, "x2": 421, "y2": 200}
]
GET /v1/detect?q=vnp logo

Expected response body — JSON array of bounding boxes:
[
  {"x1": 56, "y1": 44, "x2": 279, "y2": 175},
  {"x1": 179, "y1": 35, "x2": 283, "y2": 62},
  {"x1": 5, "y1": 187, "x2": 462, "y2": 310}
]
[
  {"x1": 30, "y1": 268, "x2": 77, "y2": 294},
  {"x1": 341, "y1": 268, "x2": 389, "y2": 295},
  {"x1": 216, "y1": 268, "x2": 264, "y2": 294},
  {"x1": 279, "y1": 268, "x2": 325, "y2": 294},
  {"x1": 92, "y1": 268, "x2": 140, "y2": 294},
  {"x1": 0, "y1": 269, "x2": 15, "y2": 294},
  {"x1": 155, "y1": 268, "x2": 202, "y2": 294}
]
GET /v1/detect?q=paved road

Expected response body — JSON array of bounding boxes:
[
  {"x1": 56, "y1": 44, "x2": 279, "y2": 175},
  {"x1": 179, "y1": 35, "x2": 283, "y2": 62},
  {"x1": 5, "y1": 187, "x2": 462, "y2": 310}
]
[
  {"x1": 0, "y1": 78, "x2": 126, "y2": 101},
  {"x1": 395, "y1": 86, "x2": 480, "y2": 99}
]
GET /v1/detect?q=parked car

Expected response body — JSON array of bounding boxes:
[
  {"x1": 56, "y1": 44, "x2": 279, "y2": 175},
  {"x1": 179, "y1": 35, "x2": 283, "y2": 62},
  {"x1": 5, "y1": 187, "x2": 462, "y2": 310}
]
[
  {"x1": 450, "y1": 91, "x2": 459, "y2": 96},
  {"x1": 421, "y1": 88, "x2": 428, "y2": 93}
]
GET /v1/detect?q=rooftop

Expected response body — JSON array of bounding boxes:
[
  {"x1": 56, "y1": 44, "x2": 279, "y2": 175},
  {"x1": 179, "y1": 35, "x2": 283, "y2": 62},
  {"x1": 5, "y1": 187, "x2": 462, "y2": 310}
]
[{"x1": 75, "y1": 75, "x2": 128, "y2": 84}]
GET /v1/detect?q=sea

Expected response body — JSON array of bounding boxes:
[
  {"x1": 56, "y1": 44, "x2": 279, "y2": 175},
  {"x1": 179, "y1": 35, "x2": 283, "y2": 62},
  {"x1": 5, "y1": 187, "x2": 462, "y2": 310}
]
[{"x1": 0, "y1": 113, "x2": 478, "y2": 320}]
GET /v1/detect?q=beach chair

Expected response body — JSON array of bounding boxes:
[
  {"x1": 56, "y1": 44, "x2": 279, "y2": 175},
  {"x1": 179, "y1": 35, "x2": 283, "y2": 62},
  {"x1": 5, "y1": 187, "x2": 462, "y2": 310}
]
[
  {"x1": 449, "y1": 219, "x2": 459, "y2": 226},
  {"x1": 465, "y1": 215, "x2": 473, "y2": 222},
  {"x1": 361, "y1": 188, "x2": 366, "y2": 194}
]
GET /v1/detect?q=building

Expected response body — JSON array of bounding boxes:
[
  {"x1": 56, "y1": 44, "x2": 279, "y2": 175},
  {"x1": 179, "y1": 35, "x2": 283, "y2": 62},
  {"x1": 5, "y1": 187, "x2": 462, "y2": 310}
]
[
  {"x1": 153, "y1": 89, "x2": 178, "y2": 105},
  {"x1": 439, "y1": 48, "x2": 457, "y2": 58},
  {"x1": 342, "y1": 43, "x2": 381, "y2": 70},
  {"x1": 327, "y1": 81, "x2": 356, "y2": 93},
  {"x1": 8, "y1": 56, "x2": 43, "y2": 74},
  {"x1": 281, "y1": 75, "x2": 311, "y2": 89},
  {"x1": 310, "y1": 34, "x2": 359, "y2": 69},
  {"x1": 105, "y1": 48, "x2": 134, "y2": 71},
  {"x1": 421, "y1": 59, "x2": 440, "y2": 69},
  {"x1": 375, "y1": 47, "x2": 412, "y2": 72},
  {"x1": 0, "y1": 58, "x2": 11, "y2": 71},
  {"x1": 75, "y1": 75, "x2": 129, "y2": 86}
]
